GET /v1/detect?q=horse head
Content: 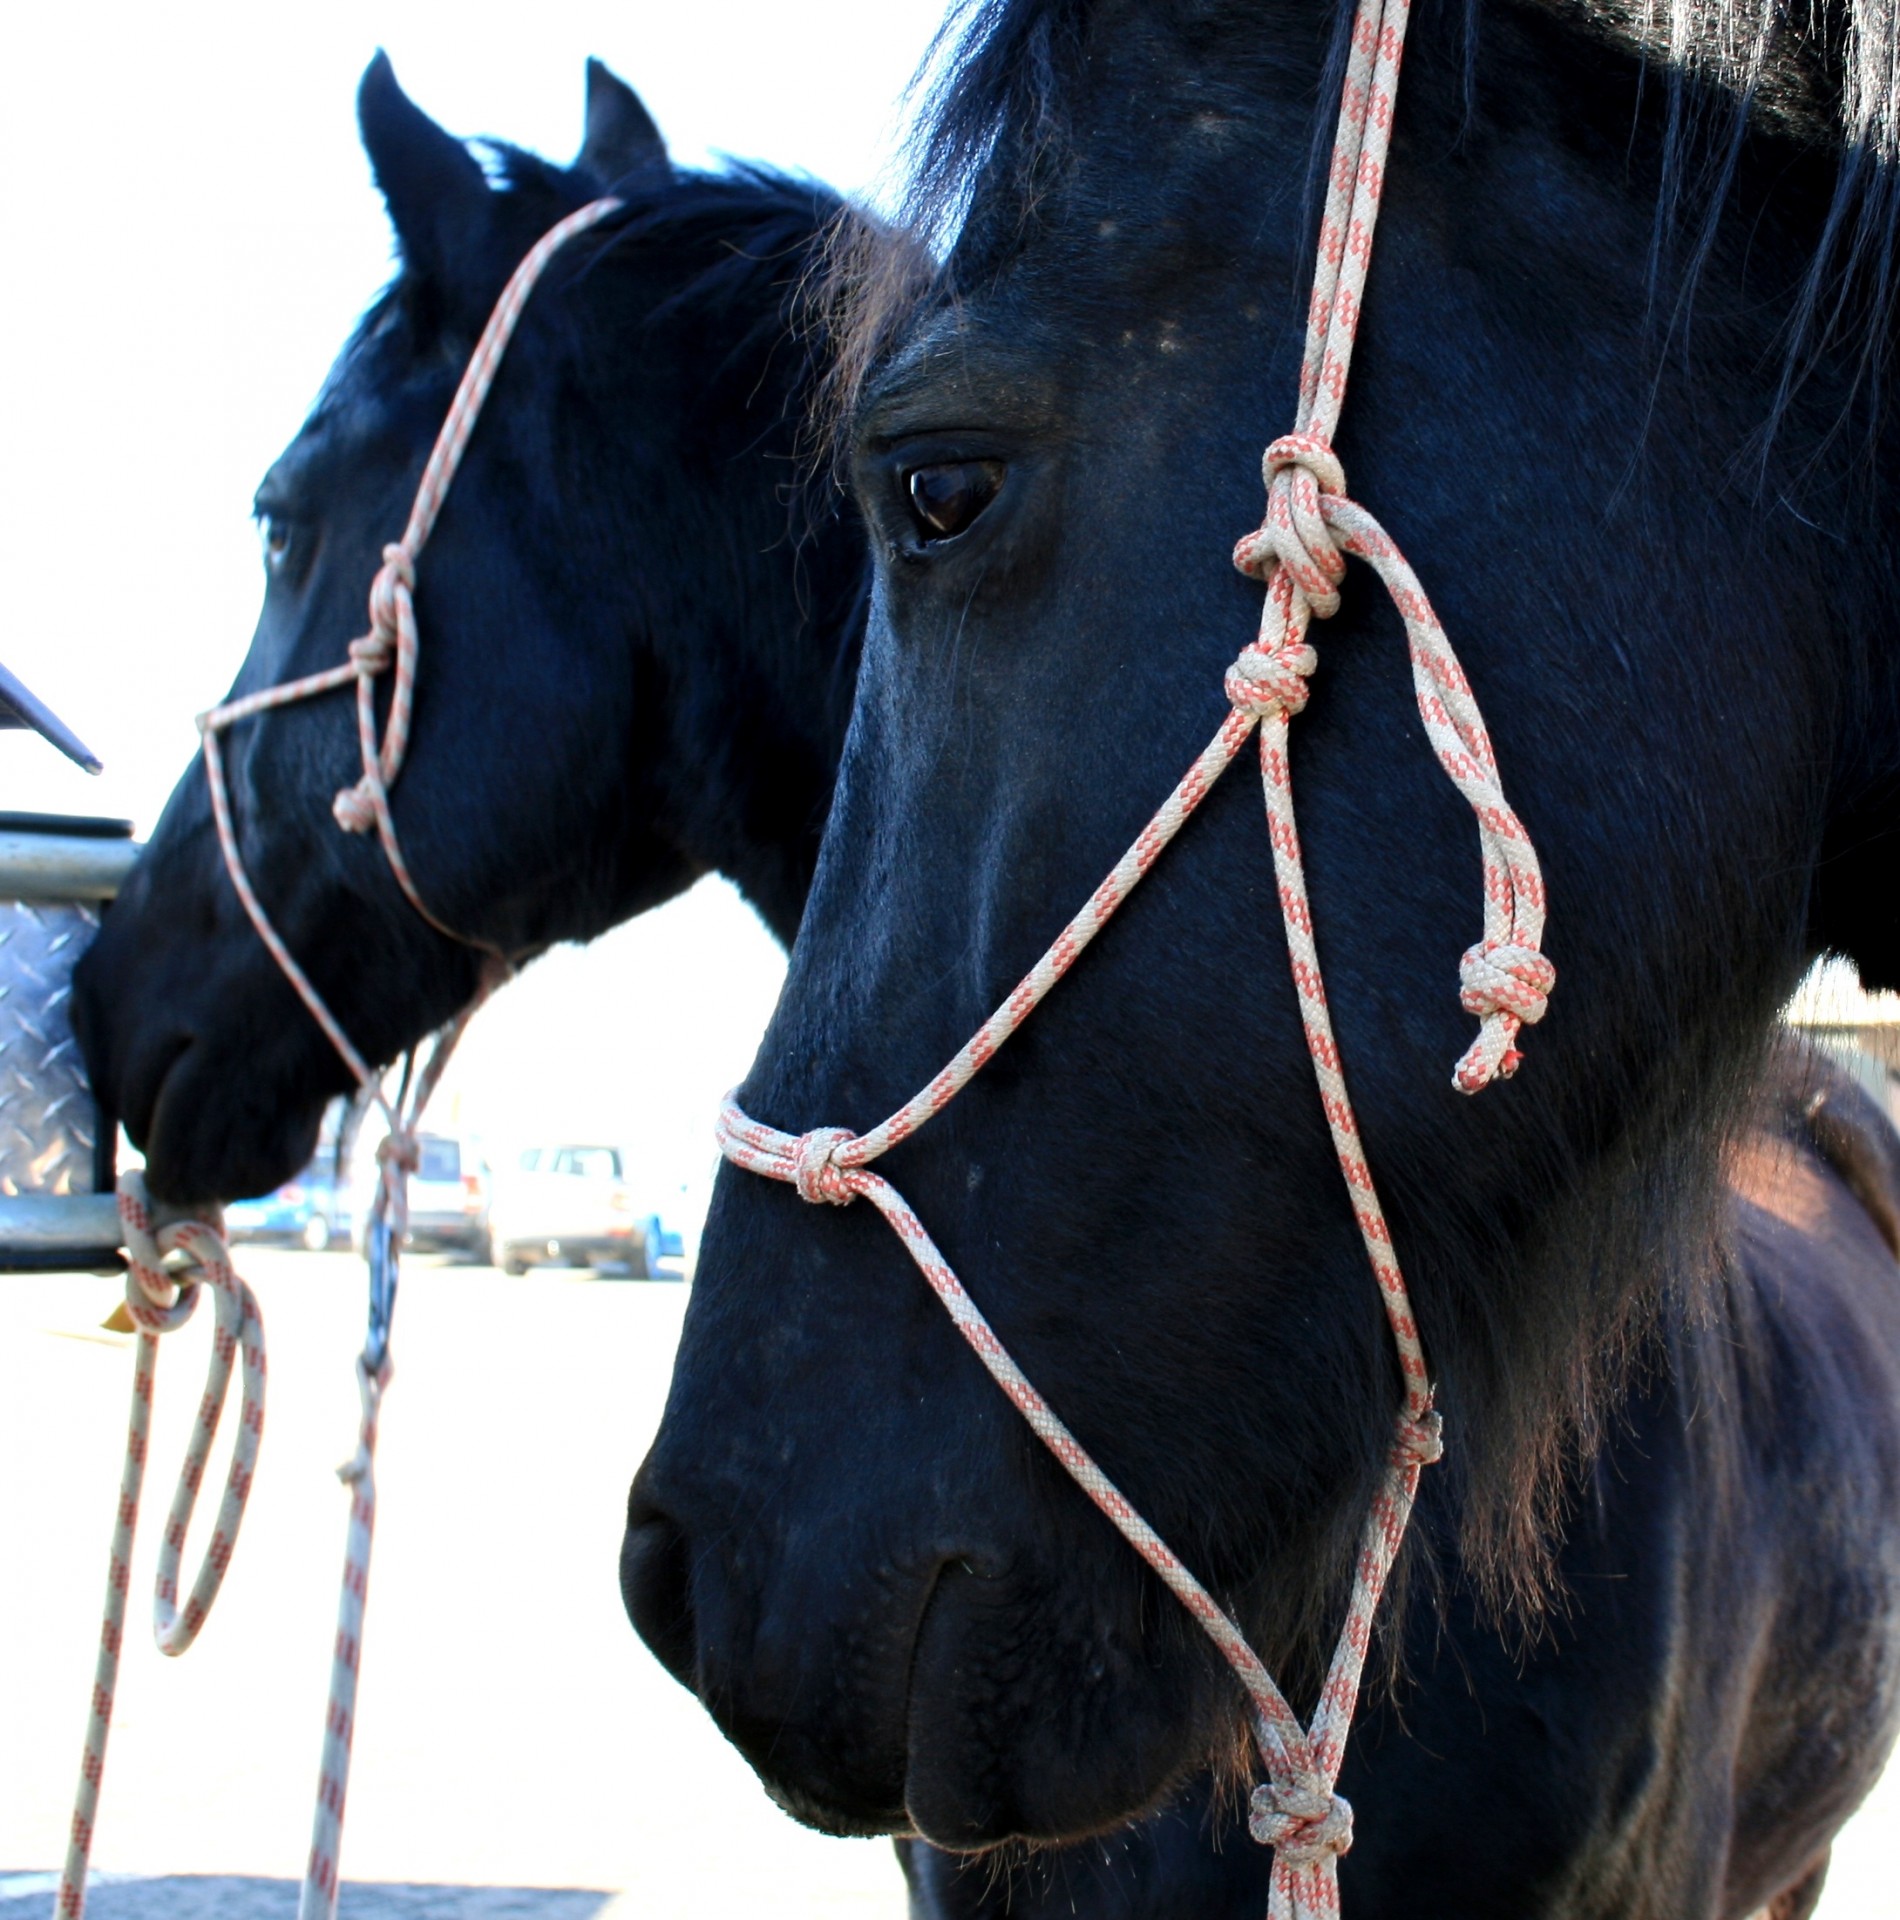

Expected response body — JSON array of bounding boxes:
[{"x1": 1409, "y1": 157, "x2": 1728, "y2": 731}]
[
  {"x1": 624, "y1": 0, "x2": 1900, "y2": 1854},
  {"x1": 74, "y1": 54, "x2": 860, "y2": 1204}
]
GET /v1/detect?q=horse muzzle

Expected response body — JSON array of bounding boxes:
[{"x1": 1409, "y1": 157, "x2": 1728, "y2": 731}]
[{"x1": 620, "y1": 1446, "x2": 1217, "y2": 1849}]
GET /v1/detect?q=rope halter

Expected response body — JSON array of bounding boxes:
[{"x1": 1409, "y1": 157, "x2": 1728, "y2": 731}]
[
  {"x1": 715, "y1": 0, "x2": 1553, "y2": 1913},
  {"x1": 195, "y1": 191, "x2": 625, "y2": 1016}
]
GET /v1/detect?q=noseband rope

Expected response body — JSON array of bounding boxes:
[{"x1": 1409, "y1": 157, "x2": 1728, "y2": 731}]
[
  {"x1": 57, "y1": 196, "x2": 621, "y2": 1920},
  {"x1": 718, "y1": 3, "x2": 1549, "y2": 1913}
]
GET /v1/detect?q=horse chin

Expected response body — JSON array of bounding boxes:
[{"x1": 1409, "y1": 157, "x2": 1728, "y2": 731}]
[
  {"x1": 759, "y1": 1777, "x2": 917, "y2": 1841},
  {"x1": 898, "y1": 1558, "x2": 1212, "y2": 1851},
  {"x1": 140, "y1": 1035, "x2": 330, "y2": 1207}
]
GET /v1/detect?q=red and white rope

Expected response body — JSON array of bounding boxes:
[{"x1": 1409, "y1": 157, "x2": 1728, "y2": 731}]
[
  {"x1": 60, "y1": 198, "x2": 615, "y2": 1917},
  {"x1": 298, "y1": 1353, "x2": 387, "y2": 1920},
  {"x1": 297, "y1": 1021, "x2": 470, "y2": 1920},
  {"x1": 58, "y1": 1177, "x2": 265, "y2": 1919},
  {"x1": 717, "y1": 1, "x2": 1551, "y2": 1913},
  {"x1": 197, "y1": 192, "x2": 623, "y2": 971}
]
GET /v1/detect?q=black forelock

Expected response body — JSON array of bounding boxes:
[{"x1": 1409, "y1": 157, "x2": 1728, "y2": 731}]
[{"x1": 485, "y1": 143, "x2": 845, "y2": 339}]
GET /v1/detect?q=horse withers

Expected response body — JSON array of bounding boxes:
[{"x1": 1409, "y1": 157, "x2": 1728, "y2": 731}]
[
  {"x1": 621, "y1": 1, "x2": 1900, "y2": 1912},
  {"x1": 70, "y1": 54, "x2": 862, "y2": 1206}
]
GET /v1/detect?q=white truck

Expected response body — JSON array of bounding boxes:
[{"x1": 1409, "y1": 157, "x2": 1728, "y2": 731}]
[{"x1": 485, "y1": 1144, "x2": 658, "y2": 1277}]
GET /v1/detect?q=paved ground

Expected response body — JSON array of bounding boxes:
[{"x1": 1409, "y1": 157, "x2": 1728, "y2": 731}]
[
  {"x1": 2, "y1": 1253, "x2": 1894, "y2": 1918},
  {"x1": 0, "y1": 1874, "x2": 613, "y2": 1917}
]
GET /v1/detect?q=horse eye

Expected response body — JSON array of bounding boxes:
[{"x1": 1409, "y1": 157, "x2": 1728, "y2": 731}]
[
  {"x1": 260, "y1": 517, "x2": 293, "y2": 571},
  {"x1": 905, "y1": 461, "x2": 1004, "y2": 542}
]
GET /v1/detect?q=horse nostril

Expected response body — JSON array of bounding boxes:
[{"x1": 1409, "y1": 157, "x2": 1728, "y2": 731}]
[{"x1": 620, "y1": 1505, "x2": 697, "y2": 1684}]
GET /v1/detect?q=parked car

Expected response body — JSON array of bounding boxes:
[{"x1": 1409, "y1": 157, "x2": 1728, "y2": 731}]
[
  {"x1": 486, "y1": 1144, "x2": 672, "y2": 1277},
  {"x1": 224, "y1": 1155, "x2": 351, "y2": 1251}
]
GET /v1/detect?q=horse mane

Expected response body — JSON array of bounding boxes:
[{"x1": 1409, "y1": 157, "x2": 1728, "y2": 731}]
[
  {"x1": 495, "y1": 148, "x2": 845, "y2": 355},
  {"x1": 822, "y1": 0, "x2": 1900, "y2": 459}
]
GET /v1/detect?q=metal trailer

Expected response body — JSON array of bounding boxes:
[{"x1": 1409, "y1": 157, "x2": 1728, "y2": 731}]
[{"x1": 0, "y1": 663, "x2": 136, "y2": 1273}]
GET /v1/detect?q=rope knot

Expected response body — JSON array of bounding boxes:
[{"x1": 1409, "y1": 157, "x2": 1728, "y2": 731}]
[
  {"x1": 338, "y1": 1352, "x2": 392, "y2": 1486},
  {"x1": 115, "y1": 1177, "x2": 220, "y2": 1331},
  {"x1": 1233, "y1": 434, "x2": 1349, "y2": 619},
  {"x1": 377, "y1": 1132, "x2": 420, "y2": 1175},
  {"x1": 790, "y1": 1128, "x2": 856, "y2": 1207},
  {"x1": 1249, "y1": 1780, "x2": 1354, "y2": 1866},
  {"x1": 359, "y1": 544, "x2": 416, "y2": 667},
  {"x1": 1393, "y1": 1408, "x2": 1444, "y2": 1467},
  {"x1": 1458, "y1": 941, "x2": 1555, "y2": 1029},
  {"x1": 1225, "y1": 641, "x2": 1317, "y2": 721},
  {"x1": 332, "y1": 779, "x2": 379, "y2": 835},
  {"x1": 1262, "y1": 433, "x2": 1347, "y2": 498}
]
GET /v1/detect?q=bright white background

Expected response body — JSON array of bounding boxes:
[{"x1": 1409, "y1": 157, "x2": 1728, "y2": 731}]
[{"x1": 0, "y1": 0, "x2": 948, "y2": 1215}]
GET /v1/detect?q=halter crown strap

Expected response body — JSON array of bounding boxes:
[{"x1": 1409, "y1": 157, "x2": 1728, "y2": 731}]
[{"x1": 716, "y1": 2, "x2": 1552, "y2": 1915}]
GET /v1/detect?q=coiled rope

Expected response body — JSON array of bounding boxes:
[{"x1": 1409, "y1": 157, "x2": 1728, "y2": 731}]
[
  {"x1": 716, "y1": 1, "x2": 1551, "y2": 1914},
  {"x1": 57, "y1": 1179, "x2": 263, "y2": 1920},
  {"x1": 57, "y1": 193, "x2": 621, "y2": 1920}
]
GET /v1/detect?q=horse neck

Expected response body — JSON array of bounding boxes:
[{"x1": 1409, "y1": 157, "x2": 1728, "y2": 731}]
[
  {"x1": 598, "y1": 235, "x2": 864, "y2": 949},
  {"x1": 679, "y1": 486, "x2": 864, "y2": 947}
]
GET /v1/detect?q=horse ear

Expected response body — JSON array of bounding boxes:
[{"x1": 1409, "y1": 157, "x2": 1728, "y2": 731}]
[
  {"x1": 577, "y1": 58, "x2": 667, "y2": 186},
  {"x1": 357, "y1": 51, "x2": 492, "y2": 293}
]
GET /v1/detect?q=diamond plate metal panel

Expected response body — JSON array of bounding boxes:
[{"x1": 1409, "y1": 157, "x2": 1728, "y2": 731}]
[{"x1": 0, "y1": 897, "x2": 100, "y2": 1196}]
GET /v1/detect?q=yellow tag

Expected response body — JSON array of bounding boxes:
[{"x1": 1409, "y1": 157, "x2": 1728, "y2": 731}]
[{"x1": 100, "y1": 1301, "x2": 135, "y2": 1334}]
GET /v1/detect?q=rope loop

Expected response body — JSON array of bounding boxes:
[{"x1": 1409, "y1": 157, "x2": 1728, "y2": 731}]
[
  {"x1": 1226, "y1": 640, "x2": 1318, "y2": 721},
  {"x1": 62, "y1": 1173, "x2": 271, "y2": 1920},
  {"x1": 792, "y1": 1127, "x2": 857, "y2": 1207},
  {"x1": 120, "y1": 1192, "x2": 199, "y2": 1333},
  {"x1": 333, "y1": 543, "x2": 421, "y2": 835},
  {"x1": 1249, "y1": 1780, "x2": 1355, "y2": 1865}
]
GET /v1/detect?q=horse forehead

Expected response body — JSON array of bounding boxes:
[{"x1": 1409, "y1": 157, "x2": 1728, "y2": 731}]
[{"x1": 858, "y1": 302, "x2": 1070, "y2": 428}]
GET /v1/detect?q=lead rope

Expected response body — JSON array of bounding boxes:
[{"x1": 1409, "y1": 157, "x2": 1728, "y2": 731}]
[
  {"x1": 716, "y1": 0, "x2": 1550, "y2": 1912},
  {"x1": 298, "y1": 1019, "x2": 477, "y2": 1920},
  {"x1": 57, "y1": 1180, "x2": 265, "y2": 1920},
  {"x1": 55, "y1": 194, "x2": 620, "y2": 1920}
]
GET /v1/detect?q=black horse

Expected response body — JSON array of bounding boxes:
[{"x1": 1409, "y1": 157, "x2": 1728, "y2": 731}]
[
  {"x1": 71, "y1": 53, "x2": 862, "y2": 1206},
  {"x1": 620, "y1": 1, "x2": 1900, "y2": 1914}
]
